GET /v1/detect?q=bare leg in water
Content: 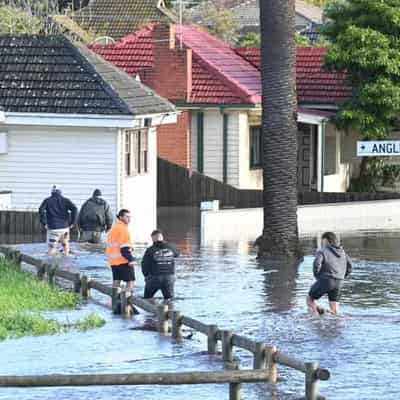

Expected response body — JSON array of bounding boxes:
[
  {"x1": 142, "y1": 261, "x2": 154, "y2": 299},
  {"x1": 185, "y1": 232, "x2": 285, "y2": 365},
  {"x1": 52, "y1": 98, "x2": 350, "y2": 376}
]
[
  {"x1": 329, "y1": 301, "x2": 339, "y2": 315},
  {"x1": 307, "y1": 296, "x2": 319, "y2": 316}
]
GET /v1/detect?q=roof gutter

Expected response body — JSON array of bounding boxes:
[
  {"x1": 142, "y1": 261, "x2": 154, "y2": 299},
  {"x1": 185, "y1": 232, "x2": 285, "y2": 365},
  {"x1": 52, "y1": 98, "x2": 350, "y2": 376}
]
[
  {"x1": 2, "y1": 112, "x2": 139, "y2": 129},
  {"x1": 173, "y1": 102, "x2": 261, "y2": 110}
]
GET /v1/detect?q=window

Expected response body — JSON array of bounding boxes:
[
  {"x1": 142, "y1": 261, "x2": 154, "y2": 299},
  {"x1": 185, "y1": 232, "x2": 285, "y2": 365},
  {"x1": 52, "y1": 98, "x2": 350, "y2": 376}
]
[
  {"x1": 324, "y1": 131, "x2": 337, "y2": 175},
  {"x1": 250, "y1": 126, "x2": 262, "y2": 169},
  {"x1": 124, "y1": 129, "x2": 149, "y2": 176},
  {"x1": 197, "y1": 112, "x2": 204, "y2": 173}
]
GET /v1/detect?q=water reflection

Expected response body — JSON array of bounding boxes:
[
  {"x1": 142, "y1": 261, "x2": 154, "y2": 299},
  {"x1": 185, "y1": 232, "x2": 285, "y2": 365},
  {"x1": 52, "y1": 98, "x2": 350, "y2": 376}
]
[{"x1": 259, "y1": 258, "x2": 301, "y2": 313}]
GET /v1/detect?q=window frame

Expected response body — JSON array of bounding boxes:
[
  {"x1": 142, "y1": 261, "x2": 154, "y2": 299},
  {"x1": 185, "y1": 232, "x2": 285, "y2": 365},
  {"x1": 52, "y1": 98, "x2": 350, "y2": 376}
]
[
  {"x1": 124, "y1": 128, "x2": 149, "y2": 177},
  {"x1": 249, "y1": 125, "x2": 262, "y2": 170}
]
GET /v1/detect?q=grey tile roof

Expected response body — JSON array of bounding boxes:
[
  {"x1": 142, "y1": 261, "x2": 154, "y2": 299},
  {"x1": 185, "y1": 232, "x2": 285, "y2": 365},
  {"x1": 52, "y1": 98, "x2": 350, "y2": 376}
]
[
  {"x1": 73, "y1": 0, "x2": 176, "y2": 40},
  {"x1": 186, "y1": 0, "x2": 323, "y2": 30},
  {"x1": 78, "y1": 45, "x2": 176, "y2": 116},
  {"x1": 0, "y1": 35, "x2": 132, "y2": 115}
]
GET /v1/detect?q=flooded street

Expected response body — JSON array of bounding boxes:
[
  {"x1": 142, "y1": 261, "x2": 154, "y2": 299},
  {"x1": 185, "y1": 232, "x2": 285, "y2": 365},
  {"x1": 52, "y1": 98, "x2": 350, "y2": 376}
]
[{"x1": 1, "y1": 208, "x2": 400, "y2": 399}]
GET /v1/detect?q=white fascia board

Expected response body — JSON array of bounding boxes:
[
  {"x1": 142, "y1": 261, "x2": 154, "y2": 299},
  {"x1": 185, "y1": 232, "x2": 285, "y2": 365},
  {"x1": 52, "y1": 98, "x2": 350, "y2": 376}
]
[
  {"x1": 134, "y1": 112, "x2": 178, "y2": 125},
  {"x1": 3, "y1": 112, "x2": 136, "y2": 128},
  {"x1": 0, "y1": 111, "x2": 5, "y2": 123},
  {"x1": 297, "y1": 112, "x2": 327, "y2": 125},
  {"x1": 300, "y1": 104, "x2": 339, "y2": 111}
]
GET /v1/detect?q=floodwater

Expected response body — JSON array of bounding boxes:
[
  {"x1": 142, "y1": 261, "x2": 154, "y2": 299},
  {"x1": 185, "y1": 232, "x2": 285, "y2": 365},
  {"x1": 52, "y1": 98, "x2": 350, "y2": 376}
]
[{"x1": 1, "y1": 207, "x2": 400, "y2": 399}]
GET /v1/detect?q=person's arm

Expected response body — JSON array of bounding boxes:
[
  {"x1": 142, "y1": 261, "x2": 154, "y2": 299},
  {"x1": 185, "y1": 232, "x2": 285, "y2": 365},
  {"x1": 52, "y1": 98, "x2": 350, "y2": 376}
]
[
  {"x1": 38, "y1": 199, "x2": 47, "y2": 227},
  {"x1": 313, "y1": 251, "x2": 324, "y2": 278},
  {"x1": 67, "y1": 199, "x2": 78, "y2": 226},
  {"x1": 141, "y1": 249, "x2": 151, "y2": 277},
  {"x1": 104, "y1": 203, "x2": 113, "y2": 231},
  {"x1": 345, "y1": 254, "x2": 353, "y2": 278},
  {"x1": 121, "y1": 246, "x2": 135, "y2": 263}
]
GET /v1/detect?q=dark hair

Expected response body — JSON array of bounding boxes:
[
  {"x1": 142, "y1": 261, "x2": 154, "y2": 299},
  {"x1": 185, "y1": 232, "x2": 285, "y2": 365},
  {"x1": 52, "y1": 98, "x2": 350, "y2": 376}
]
[
  {"x1": 151, "y1": 229, "x2": 163, "y2": 237},
  {"x1": 321, "y1": 232, "x2": 337, "y2": 246},
  {"x1": 117, "y1": 209, "x2": 130, "y2": 219}
]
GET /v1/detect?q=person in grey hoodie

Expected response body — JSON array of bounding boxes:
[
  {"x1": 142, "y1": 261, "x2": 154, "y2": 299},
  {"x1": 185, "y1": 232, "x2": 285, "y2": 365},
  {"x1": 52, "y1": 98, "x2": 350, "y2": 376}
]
[
  {"x1": 78, "y1": 189, "x2": 113, "y2": 244},
  {"x1": 307, "y1": 232, "x2": 352, "y2": 316}
]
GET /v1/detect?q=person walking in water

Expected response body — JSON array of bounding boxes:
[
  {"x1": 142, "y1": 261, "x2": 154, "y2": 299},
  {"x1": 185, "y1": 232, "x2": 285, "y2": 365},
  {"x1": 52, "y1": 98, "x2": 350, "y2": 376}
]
[
  {"x1": 106, "y1": 209, "x2": 135, "y2": 291},
  {"x1": 142, "y1": 230, "x2": 179, "y2": 302},
  {"x1": 78, "y1": 189, "x2": 113, "y2": 244},
  {"x1": 307, "y1": 232, "x2": 352, "y2": 316},
  {"x1": 39, "y1": 186, "x2": 78, "y2": 256}
]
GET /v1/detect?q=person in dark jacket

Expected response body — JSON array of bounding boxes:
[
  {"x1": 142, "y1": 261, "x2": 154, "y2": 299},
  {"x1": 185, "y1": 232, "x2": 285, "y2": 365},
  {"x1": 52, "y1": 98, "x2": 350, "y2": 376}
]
[
  {"x1": 78, "y1": 189, "x2": 113, "y2": 244},
  {"x1": 39, "y1": 186, "x2": 78, "y2": 256},
  {"x1": 141, "y1": 230, "x2": 179, "y2": 301},
  {"x1": 307, "y1": 232, "x2": 352, "y2": 316}
]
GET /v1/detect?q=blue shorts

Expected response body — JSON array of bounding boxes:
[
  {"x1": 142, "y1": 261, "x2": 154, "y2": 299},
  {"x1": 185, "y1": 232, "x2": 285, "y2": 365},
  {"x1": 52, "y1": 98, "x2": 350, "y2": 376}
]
[{"x1": 309, "y1": 277, "x2": 343, "y2": 302}]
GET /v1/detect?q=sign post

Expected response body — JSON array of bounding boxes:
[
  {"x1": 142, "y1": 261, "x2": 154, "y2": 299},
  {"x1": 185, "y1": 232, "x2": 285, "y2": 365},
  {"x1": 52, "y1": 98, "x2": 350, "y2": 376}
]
[{"x1": 357, "y1": 141, "x2": 400, "y2": 157}]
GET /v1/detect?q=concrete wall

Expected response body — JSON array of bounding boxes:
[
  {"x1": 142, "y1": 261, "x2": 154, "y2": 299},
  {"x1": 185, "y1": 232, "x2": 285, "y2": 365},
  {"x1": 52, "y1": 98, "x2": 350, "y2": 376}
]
[
  {"x1": 201, "y1": 200, "x2": 400, "y2": 244},
  {"x1": 0, "y1": 125, "x2": 119, "y2": 211}
]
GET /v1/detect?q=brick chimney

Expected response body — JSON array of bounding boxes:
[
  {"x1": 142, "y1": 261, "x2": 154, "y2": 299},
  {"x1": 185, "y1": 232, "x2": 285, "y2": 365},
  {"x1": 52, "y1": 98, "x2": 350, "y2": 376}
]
[{"x1": 151, "y1": 24, "x2": 192, "y2": 102}]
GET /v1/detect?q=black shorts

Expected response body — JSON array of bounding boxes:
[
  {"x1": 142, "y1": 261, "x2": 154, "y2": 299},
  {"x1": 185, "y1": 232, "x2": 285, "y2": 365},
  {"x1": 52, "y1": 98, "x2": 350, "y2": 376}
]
[
  {"x1": 112, "y1": 264, "x2": 135, "y2": 282},
  {"x1": 309, "y1": 277, "x2": 343, "y2": 302},
  {"x1": 144, "y1": 275, "x2": 175, "y2": 300}
]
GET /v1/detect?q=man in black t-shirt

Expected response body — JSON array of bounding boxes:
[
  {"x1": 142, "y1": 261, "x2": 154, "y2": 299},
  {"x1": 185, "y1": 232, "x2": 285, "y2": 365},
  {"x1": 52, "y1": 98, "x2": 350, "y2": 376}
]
[{"x1": 141, "y1": 230, "x2": 179, "y2": 301}]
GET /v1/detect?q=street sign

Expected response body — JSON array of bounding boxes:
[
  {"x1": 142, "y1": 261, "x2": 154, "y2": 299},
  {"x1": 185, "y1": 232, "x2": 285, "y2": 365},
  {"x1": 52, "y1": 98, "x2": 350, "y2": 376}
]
[{"x1": 357, "y1": 141, "x2": 400, "y2": 156}]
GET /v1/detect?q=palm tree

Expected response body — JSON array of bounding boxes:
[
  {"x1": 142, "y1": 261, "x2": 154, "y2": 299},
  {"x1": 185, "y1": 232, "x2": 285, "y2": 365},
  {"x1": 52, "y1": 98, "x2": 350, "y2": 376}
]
[{"x1": 256, "y1": 0, "x2": 300, "y2": 259}]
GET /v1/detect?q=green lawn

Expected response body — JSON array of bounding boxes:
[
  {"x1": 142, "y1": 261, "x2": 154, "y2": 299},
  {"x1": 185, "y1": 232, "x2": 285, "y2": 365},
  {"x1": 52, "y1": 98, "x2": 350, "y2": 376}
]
[{"x1": 0, "y1": 257, "x2": 105, "y2": 340}]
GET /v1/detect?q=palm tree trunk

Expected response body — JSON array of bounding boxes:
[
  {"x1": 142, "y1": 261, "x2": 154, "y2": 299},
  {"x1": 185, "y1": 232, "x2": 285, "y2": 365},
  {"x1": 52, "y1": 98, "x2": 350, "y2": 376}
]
[{"x1": 257, "y1": 0, "x2": 300, "y2": 259}]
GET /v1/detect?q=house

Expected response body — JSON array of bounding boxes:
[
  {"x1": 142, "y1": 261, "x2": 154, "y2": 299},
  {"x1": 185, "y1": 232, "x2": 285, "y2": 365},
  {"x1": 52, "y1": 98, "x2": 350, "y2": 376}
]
[
  {"x1": 71, "y1": 0, "x2": 176, "y2": 41},
  {"x1": 0, "y1": 35, "x2": 176, "y2": 241},
  {"x1": 91, "y1": 24, "x2": 364, "y2": 193},
  {"x1": 184, "y1": 0, "x2": 323, "y2": 34}
]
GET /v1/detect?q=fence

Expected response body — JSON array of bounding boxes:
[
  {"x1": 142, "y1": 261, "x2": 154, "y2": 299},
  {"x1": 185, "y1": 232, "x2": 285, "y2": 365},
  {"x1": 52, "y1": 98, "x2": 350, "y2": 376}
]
[
  {"x1": 158, "y1": 157, "x2": 400, "y2": 207},
  {"x1": 0, "y1": 245, "x2": 330, "y2": 400}
]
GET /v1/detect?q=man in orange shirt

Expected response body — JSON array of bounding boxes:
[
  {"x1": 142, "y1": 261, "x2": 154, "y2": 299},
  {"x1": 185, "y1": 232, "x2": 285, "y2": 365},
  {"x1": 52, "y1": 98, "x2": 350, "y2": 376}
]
[{"x1": 106, "y1": 209, "x2": 135, "y2": 290}]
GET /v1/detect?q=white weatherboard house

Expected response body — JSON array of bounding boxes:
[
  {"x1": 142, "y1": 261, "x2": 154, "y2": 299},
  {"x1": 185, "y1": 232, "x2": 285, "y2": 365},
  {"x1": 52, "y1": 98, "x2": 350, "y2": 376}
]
[{"x1": 0, "y1": 35, "x2": 176, "y2": 241}]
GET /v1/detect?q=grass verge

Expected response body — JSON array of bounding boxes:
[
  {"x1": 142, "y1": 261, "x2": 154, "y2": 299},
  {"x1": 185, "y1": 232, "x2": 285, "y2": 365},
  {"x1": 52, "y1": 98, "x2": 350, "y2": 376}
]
[{"x1": 0, "y1": 257, "x2": 105, "y2": 340}]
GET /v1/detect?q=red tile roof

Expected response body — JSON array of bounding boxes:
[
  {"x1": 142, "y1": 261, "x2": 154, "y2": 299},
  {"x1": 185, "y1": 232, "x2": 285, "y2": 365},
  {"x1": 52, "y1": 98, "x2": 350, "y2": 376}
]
[
  {"x1": 90, "y1": 25, "x2": 351, "y2": 106},
  {"x1": 90, "y1": 25, "x2": 154, "y2": 76},
  {"x1": 179, "y1": 25, "x2": 261, "y2": 103},
  {"x1": 235, "y1": 46, "x2": 352, "y2": 105},
  {"x1": 90, "y1": 25, "x2": 257, "y2": 104}
]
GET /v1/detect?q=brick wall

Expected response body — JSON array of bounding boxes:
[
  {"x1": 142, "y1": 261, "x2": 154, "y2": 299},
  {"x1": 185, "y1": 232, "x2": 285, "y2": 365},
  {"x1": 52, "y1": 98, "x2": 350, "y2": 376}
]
[
  {"x1": 151, "y1": 24, "x2": 192, "y2": 101},
  {"x1": 157, "y1": 111, "x2": 191, "y2": 168},
  {"x1": 149, "y1": 24, "x2": 192, "y2": 168}
]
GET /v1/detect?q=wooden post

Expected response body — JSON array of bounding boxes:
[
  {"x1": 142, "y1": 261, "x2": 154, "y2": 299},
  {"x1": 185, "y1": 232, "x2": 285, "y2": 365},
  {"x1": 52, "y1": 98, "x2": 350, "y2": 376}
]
[
  {"x1": 221, "y1": 330, "x2": 233, "y2": 362},
  {"x1": 171, "y1": 310, "x2": 183, "y2": 340},
  {"x1": 157, "y1": 304, "x2": 169, "y2": 335},
  {"x1": 37, "y1": 262, "x2": 45, "y2": 280},
  {"x1": 80, "y1": 275, "x2": 90, "y2": 298},
  {"x1": 112, "y1": 287, "x2": 121, "y2": 314},
  {"x1": 265, "y1": 346, "x2": 277, "y2": 383},
  {"x1": 229, "y1": 382, "x2": 241, "y2": 400},
  {"x1": 45, "y1": 264, "x2": 56, "y2": 286},
  {"x1": 305, "y1": 362, "x2": 319, "y2": 400},
  {"x1": 207, "y1": 324, "x2": 218, "y2": 355},
  {"x1": 11, "y1": 250, "x2": 22, "y2": 269},
  {"x1": 253, "y1": 342, "x2": 267, "y2": 370}
]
